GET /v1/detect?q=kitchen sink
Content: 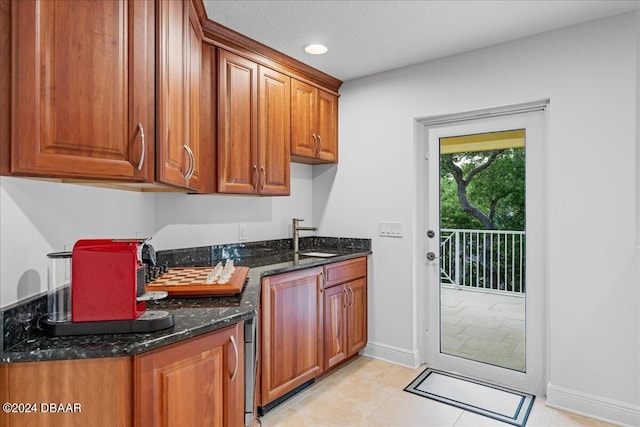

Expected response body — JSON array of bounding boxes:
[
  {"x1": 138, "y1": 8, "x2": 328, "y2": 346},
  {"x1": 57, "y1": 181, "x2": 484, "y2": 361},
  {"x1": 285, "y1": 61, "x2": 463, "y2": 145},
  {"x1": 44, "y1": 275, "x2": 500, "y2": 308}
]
[{"x1": 299, "y1": 252, "x2": 338, "y2": 258}]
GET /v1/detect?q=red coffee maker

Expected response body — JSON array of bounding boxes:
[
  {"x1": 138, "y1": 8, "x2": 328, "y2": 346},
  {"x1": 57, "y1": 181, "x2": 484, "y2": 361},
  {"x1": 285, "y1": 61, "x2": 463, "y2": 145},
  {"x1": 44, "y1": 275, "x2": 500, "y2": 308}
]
[{"x1": 43, "y1": 239, "x2": 174, "y2": 336}]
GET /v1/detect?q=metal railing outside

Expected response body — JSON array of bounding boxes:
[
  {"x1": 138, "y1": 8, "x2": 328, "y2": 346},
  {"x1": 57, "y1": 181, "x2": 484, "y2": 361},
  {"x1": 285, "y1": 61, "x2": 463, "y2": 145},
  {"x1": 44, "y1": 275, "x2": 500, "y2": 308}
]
[{"x1": 440, "y1": 228, "x2": 525, "y2": 295}]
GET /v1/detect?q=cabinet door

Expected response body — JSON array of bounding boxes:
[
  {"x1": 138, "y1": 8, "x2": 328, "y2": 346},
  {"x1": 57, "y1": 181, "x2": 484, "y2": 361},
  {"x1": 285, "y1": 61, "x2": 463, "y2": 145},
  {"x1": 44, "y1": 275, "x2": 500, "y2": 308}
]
[
  {"x1": 218, "y1": 49, "x2": 258, "y2": 194},
  {"x1": 261, "y1": 267, "x2": 323, "y2": 405},
  {"x1": 11, "y1": 0, "x2": 154, "y2": 181},
  {"x1": 323, "y1": 283, "x2": 348, "y2": 370},
  {"x1": 0, "y1": 357, "x2": 132, "y2": 427},
  {"x1": 199, "y1": 42, "x2": 217, "y2": 193},
  {"x1": 347, "y1": 277, "x2": 368, "y2": 356},
  {"x1": 290, "y1": 79, "x2": 316, "y2": 159},
  {"x1": 157, "y1": 0, "x2": 201, "y2": 190},
  {"x1": 258, "y1": 66, "x2": 290, "y2": 196},
  {"x1": 184, "y1": 1, "x2": 206, "y2": 191},
  {"x1": 135, "y1": 322, "x2": 244, "y2": 427},
  {"x1": 316, "y1": 89, "x2": 338, "y2": 163}
]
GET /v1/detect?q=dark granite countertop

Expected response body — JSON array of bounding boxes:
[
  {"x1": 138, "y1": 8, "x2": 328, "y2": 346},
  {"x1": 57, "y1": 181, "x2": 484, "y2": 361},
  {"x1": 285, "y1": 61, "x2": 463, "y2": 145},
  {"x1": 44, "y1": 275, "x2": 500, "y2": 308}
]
[{"x1": 1, "y1": 237, "x2": 371, "y2": 363}]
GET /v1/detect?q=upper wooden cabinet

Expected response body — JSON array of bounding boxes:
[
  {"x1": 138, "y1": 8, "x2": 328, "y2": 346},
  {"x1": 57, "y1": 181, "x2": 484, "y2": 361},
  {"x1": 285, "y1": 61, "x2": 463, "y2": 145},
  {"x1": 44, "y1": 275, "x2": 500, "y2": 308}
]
[
  {"x1": 291, "y1": 79, "x2": 338, "y2": 164},
  {"x1": 217, "y1": 49, "x2": 258, "y2": 194},
  {"x1": 157, "y1": 0, "x2": 212, "y2": 192},
  {"x1": 1, "y1": 0, "x2": 341, "y2": 190},
  {"x1": 258, "y1": 66, "x2": 290, "y2": 196},
  {"x1": 217, "y1": 49, "x2": 290, "y2": 195},
  {"x1": 200, "y1": 41, "x2": 217, "y2": 192},
  {"x1": 8, "y1": 0, "x2": 155, "y2": 181}
]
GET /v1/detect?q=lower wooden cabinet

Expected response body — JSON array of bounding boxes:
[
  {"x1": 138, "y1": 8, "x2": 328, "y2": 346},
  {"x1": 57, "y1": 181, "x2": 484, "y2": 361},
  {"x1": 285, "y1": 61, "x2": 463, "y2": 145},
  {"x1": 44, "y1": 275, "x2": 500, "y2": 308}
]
[
  {"x1": 0, "y1": 357, "x2": 133, "y2": 427},
  {"x1": 135, "y1": 322, "x2": 244, "y2": 427},
  {"x1": 323, "y1": 283, "x2": 349, "y2": 368},
  {"x1": 259, "y1": 257, "x2": 368, "y2": 408},
  {"x1": 346, "y1": 277, "x2": 368, "y2": 357},
  {"x1": 260, "y1": 267, "x2": 324, "y2": 405},
  {"x1": 0, "y1": 323, "x2": 245, "y2": 427},
  {"x1": 323, "y1": 263, "x2": 368, "y2": 370}
]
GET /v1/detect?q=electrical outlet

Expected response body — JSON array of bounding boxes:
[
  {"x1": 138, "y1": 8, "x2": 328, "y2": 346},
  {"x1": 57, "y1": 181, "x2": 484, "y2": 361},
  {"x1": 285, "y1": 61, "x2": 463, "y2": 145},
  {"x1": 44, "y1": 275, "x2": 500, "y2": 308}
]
[
  {"x1": 378, "y1": 221, "x2": 404, "y2": 238},
  {"x1": 238, "y1": 224, "x2": 247, "y2": 241}
]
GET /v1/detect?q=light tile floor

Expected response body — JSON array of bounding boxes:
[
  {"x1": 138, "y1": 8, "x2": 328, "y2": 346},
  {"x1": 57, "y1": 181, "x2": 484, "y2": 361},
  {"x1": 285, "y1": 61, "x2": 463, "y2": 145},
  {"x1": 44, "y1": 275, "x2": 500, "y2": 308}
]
[
  {"x1": 259, "y1": 356, "x2": 616, "y2": 427},
  {"x1": 441, "y1": 287, "x2": 525, "y2": 371}
]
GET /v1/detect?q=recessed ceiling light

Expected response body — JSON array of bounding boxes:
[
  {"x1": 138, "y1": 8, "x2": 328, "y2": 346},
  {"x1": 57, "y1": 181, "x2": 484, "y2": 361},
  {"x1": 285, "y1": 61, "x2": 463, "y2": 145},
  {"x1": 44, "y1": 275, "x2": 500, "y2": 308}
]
[{"x1": 304, "y1": 44, "x2": 328, "y2": 55}]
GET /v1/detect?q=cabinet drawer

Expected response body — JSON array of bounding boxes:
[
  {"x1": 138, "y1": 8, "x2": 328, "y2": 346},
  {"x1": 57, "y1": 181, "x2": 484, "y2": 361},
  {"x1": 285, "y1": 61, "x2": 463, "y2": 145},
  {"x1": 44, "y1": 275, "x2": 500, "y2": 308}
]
[{"x1": 324, "y1": 257, "x2": 367, "y2": 288}]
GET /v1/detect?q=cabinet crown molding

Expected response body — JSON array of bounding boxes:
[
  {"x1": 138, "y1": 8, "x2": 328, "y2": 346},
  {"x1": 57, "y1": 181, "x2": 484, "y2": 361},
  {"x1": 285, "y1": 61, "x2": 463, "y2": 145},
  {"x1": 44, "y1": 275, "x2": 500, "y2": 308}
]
[{"x1": 193, "y1": 0, "x2": 342, "y2": 94}]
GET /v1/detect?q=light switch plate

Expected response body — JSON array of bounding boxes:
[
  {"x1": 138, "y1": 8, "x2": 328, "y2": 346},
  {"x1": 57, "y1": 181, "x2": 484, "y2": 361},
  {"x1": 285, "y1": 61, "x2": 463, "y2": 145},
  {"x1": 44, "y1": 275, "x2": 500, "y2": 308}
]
[
  {"x1": 238, "y1": 224, "x2": 247, "y2": 241},
  {"x1": 379, "y1": 221, "x2": 404, "y2": 238}
]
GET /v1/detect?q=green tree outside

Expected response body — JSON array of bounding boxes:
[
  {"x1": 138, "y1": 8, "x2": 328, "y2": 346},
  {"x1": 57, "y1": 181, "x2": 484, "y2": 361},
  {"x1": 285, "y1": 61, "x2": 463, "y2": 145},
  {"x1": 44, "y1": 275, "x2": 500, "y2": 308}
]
[{"x1": 440, "y1": 148, "x2": 525, "y2": 231}]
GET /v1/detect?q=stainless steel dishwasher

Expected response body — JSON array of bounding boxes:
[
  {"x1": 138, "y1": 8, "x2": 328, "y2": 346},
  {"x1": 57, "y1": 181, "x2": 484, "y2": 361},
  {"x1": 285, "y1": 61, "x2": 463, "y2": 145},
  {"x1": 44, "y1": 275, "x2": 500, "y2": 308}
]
[{"x1": 244, "y1": 316, "x2": 257, "y2": 427}]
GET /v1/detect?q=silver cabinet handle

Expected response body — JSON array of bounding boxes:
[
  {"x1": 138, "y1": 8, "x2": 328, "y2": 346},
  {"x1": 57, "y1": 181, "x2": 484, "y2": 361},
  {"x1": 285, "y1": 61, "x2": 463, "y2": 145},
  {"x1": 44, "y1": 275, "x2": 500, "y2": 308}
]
[
  {"x1": 230, "y1": 334, "x2": 238, "y2": 382},
  {"x1": 136, "y1": 122, "x2": 145, "y2": 170},
  {"x1": 319, "y1": 271, "x2": 325, "y2": 293},
  {"x1": 317, "y1": 134, "x2": 323, "y2": 155},
  {"x1": 189, "y1": 146, "x2": 195, "y2": 180},
  {"x1": 187, "y1": 145, "x2": 195, "y2": 180},
  {"x1": 182, "y1": 145, "x2": 189, "y2": 179},
  {"x1": 343, "y1": 288, "x2": 348, "y2": 308},
  {"x1": 252, "y1": 165, "x2": 258, "y2": 189},
  {"x1": 312, "y1": 134, "x2": 318, "y2": 155},
  {"x1": 260, "y1": 166, "x2": 266, "y2": 189},
  {"x1": 183, "y1": 145, "x2": 195, "y2": 180},
  {"x1": 188, "y1": 146, "x2": 196, "y2": 180},
  {"x1": 348, "y1": 286, "x2": 354, "y2": 307}
]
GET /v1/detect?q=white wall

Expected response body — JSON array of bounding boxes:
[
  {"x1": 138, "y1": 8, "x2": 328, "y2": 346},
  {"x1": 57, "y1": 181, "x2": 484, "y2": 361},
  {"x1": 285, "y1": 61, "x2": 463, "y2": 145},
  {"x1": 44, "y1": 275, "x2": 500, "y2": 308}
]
[
  {"x1": 151, "y1": 163, "x2": 313, "y2": 250},
  {"x1": 0, "y1": 177, "x2": 155, "y2": 306},
  {"x1": 314, "y1": 12, "x2": 639, "y2": 425},
  {"x1": 0, "y1": 163, "x2": 312, "y2": 307}
]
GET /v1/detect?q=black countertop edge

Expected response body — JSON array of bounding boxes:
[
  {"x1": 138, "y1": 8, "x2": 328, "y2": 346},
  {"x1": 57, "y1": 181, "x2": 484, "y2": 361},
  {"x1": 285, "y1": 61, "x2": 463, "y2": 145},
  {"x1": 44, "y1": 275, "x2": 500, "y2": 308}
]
[{"x1": 1, "y1": 247, "x2": 370, "y2": 363}]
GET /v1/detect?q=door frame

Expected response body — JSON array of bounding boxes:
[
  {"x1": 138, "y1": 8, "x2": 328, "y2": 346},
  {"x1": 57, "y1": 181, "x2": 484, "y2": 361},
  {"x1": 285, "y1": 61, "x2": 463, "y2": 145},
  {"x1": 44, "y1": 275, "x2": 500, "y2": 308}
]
[{"x1": 414, "y1": 100, "x2": 549, "y2": 396}]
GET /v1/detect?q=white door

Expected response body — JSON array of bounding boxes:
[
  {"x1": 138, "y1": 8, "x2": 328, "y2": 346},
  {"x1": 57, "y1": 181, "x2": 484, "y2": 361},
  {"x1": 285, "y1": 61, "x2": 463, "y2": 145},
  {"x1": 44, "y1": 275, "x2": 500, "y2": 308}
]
[{"x1": 418, "y1": 106, "x2": 546, "y2": 396}]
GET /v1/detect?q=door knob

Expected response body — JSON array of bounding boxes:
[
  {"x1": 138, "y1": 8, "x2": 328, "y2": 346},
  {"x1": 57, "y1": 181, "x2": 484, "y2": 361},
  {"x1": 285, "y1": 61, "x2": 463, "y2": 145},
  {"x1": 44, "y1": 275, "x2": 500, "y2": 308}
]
[{"x1": 426, "y1": 252, "x2": 439, "y2": 261}]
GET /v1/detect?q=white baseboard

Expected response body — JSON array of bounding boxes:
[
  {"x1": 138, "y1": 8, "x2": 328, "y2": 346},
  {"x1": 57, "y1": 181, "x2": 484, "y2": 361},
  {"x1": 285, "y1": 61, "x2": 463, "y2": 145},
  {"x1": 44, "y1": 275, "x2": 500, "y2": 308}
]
[
  {"x1": 361, "y1": 341, "x2": 420, "y2": 368},
  {"x1": 546, "y1": 383, "x2": 640, "y2": 427}
]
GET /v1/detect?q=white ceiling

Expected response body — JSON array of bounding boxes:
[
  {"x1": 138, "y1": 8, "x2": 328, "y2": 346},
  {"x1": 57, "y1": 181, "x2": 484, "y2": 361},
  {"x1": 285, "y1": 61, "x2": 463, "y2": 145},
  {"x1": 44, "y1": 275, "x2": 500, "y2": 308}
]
[{"x1": 202, "y1": 0, "x2": 639, "y2": 82}]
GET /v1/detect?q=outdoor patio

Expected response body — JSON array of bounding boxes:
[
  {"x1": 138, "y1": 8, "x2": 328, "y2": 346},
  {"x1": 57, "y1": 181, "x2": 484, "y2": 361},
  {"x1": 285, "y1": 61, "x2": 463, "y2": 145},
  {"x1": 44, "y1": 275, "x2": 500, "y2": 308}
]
[{"x1": 440, "y1": 286, "x2": 525, "y2": 371}]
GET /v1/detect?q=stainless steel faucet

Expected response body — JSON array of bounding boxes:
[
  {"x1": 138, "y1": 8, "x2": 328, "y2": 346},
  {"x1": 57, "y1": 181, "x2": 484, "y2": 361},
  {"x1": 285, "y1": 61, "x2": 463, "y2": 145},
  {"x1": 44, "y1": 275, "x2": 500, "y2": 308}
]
[{"x1": 292, "y1": 218, "x2": 317, "y2": 253}]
